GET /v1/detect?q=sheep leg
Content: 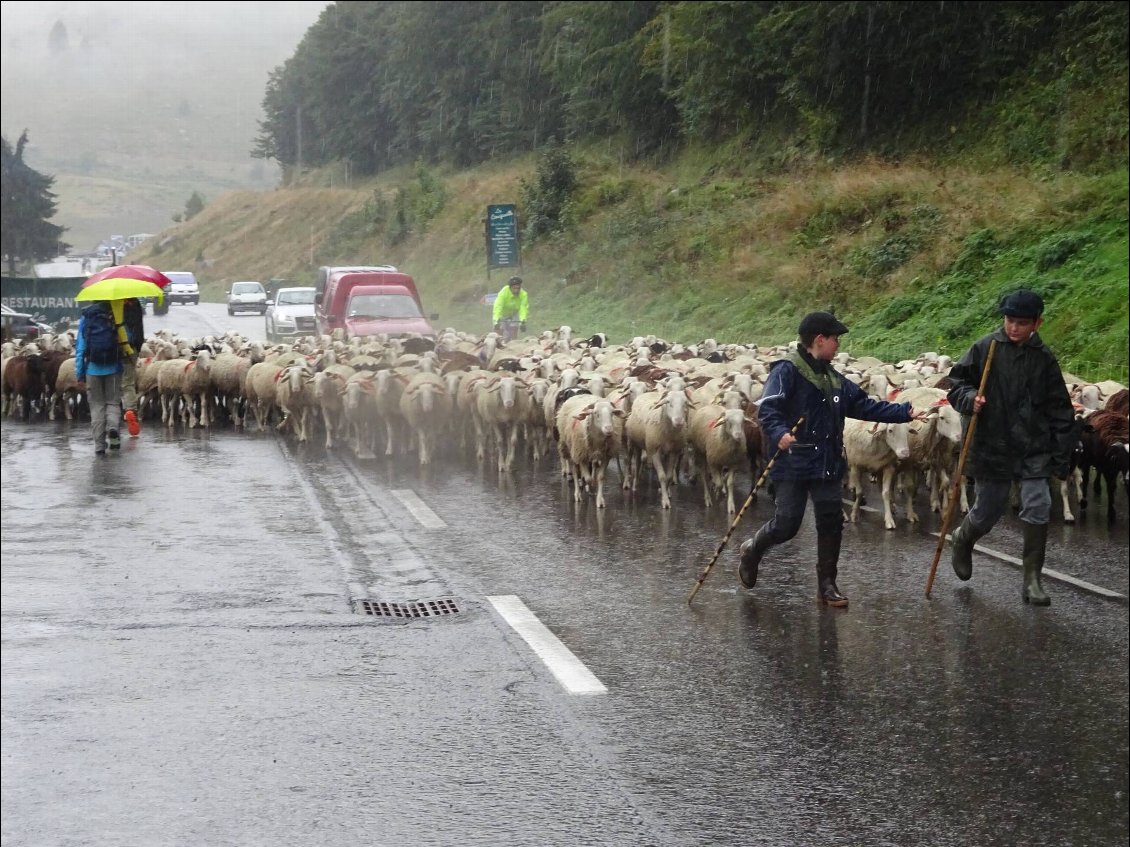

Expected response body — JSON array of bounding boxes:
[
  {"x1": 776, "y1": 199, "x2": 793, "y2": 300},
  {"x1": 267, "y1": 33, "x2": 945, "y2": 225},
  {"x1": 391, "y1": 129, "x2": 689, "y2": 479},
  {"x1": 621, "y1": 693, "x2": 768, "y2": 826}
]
[
  {"x1": 651, "y1": 450, "x2": 672, "y2": 509},
  {"x1": 903, "y1": 469, "x2": 920, "y2": 524},
  {"x1": 495, "y1": 423, "x2": 507, "y2": 471},
  {"x1": 848, "y1": 466, "x2": 863, "y2": 523},
  {"x1": 181, "y1": 393, "x2": 197, "y2": 428},
  {"x1": 881, "y1": 464, "x2": 897, "y2": 530},
  {"x1": 1059, "y1": 477, "x2": 1075, "y2": 524},
  {"x1": 594, "y1": 461, "x2": 607, "y2": 508},
  {"x1": 505, "y1": 423, "x2": 520, "y2": 470},
  {"x1": 384, "y1": 419, "x2": 396, "y2": 456},
  {"x1": 622, "y1": 445, "x2": 638, "y2": 491},
  {"x1": 723, "y1": 467, "x2": 737, "y2": 515}
]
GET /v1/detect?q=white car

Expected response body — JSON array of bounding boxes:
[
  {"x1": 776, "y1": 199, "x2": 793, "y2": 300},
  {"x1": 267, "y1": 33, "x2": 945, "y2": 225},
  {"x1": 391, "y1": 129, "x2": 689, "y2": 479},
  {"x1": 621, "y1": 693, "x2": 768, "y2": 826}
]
[
  {"x1": 164, "y1": 271, "x2": 199, "y2": 305},
  {"x1": 265, "y1": 287, "x2": 317, "y2": 341},
  {"x1": 226, "y1": 281, "x2": 267, "y2": 316}
]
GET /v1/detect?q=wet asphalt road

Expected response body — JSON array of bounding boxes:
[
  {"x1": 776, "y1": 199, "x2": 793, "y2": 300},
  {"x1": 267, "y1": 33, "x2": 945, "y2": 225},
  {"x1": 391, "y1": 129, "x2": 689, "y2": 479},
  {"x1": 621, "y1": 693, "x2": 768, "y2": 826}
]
[{"x1": 2, "y1": 303, "x2": 1128, "y2": 847}]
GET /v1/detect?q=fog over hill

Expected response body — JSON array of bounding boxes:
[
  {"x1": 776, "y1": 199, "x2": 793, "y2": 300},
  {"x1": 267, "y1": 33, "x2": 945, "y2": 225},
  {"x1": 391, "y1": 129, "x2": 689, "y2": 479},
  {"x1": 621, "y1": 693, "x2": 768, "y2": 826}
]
[{"x1": 0, "y1": 0, "x2": 329, "y2": 252}]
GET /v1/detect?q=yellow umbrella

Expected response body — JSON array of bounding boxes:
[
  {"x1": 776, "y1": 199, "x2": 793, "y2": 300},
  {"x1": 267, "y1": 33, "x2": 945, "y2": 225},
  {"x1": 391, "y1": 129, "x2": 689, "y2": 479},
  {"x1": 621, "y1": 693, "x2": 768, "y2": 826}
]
[{"x1": 75, "y1": 278, "x2": 165, "y2": 301}]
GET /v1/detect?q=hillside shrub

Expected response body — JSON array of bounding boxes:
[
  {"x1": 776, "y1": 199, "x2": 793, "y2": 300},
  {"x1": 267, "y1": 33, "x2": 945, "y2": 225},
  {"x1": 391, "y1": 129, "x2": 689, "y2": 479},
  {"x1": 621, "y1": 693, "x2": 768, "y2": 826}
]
[{"x1": 520, "y1": 142, "x2": 578, "y2": 242}]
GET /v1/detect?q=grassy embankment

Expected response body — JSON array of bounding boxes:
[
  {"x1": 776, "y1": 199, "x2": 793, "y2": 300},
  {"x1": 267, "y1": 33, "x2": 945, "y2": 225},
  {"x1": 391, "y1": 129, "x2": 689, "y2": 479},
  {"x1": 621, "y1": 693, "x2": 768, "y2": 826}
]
[{"x1": 133, "y1": 148, "x2": 1128, "y2": 382}]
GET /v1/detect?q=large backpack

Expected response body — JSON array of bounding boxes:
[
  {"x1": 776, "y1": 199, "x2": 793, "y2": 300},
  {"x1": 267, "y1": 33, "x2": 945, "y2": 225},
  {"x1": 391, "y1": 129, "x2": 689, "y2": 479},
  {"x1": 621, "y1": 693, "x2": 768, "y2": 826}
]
[{"x1": 82, "y1": 304, "x2": 121, "y2": 366}]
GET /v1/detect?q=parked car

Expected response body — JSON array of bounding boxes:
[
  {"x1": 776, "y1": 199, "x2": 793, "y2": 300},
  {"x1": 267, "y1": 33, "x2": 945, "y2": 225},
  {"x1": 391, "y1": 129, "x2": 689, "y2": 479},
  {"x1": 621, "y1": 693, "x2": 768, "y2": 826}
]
[
  {"x1": 1, "y1": 304, "x2": 45, "y2": 342},
  {"x1": 164, "y1": 271, "x2": 199, "y2": 305},
  {"x1": 265, "y1": 287, "x2": 317, "y2": 342},
  {"x1": 226, "y1": 280, "x2": 268, "y2": 316}
]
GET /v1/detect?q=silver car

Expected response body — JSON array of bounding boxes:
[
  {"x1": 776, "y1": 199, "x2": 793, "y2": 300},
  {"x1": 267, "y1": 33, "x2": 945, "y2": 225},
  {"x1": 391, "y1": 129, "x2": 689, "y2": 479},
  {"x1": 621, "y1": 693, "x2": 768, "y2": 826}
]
[{"x1": 265, "y1": 287, "x2": 317, "y2": 341}]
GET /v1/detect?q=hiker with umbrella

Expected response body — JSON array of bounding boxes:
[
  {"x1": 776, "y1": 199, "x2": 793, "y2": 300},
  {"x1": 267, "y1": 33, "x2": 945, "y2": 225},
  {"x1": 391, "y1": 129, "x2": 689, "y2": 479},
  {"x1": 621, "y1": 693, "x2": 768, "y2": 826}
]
[{"x1": 76, "y1": 266, "x2": 169, "y2": 451}]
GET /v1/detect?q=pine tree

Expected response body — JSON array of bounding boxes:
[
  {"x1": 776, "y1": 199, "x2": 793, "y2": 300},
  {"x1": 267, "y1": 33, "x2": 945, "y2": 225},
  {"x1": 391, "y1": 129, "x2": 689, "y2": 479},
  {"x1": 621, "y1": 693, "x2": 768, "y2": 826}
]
[{"x1": 1, "y1": 131, "x2": 69, "y2": 275}]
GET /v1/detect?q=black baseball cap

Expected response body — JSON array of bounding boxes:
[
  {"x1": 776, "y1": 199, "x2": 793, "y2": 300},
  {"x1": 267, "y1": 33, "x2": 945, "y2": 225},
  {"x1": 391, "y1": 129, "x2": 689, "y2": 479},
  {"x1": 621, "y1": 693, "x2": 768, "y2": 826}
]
[
  {"x1": 798, "y1": 311, "x2": 849, "y2": 337},
  {"x1": 998, "y1": 289, "x2": 1044, "y2": 318}
]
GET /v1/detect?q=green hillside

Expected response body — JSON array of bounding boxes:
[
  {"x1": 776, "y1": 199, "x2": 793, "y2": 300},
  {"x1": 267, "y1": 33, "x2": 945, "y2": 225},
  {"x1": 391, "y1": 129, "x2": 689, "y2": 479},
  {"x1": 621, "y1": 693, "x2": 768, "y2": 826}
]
[{"x1": 131, "y1": 150, "x2": 1128, "y2": 382}]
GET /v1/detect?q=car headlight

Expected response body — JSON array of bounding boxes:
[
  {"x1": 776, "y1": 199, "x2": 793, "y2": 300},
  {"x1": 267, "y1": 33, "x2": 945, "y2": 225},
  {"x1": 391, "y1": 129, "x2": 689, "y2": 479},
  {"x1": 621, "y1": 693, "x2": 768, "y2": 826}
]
[{"x1": 275, "y1": 315, "x2": 296, "y2": 326}]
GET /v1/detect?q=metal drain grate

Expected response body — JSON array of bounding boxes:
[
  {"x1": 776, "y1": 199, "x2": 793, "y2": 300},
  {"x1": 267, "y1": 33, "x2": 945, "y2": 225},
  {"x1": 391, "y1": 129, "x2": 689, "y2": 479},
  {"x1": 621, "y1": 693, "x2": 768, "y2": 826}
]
[{"x1": 355, "y1": 598, "x2": 462, "y2": 618}]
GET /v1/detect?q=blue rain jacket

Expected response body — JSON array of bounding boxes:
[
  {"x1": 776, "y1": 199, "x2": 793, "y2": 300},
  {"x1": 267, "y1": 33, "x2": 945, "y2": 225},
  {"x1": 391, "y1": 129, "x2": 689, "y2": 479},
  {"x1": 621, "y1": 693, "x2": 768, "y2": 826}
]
[{"x1": 759, "y1": 351, "x2": 914, "y2": 482}]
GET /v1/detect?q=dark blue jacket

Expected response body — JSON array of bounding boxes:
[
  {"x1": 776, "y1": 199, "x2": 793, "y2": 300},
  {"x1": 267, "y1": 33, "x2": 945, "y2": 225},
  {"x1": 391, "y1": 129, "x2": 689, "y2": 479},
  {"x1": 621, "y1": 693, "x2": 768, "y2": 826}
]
[{"x1": 759, "y1": 352, "x2": 914, "y2": 482}]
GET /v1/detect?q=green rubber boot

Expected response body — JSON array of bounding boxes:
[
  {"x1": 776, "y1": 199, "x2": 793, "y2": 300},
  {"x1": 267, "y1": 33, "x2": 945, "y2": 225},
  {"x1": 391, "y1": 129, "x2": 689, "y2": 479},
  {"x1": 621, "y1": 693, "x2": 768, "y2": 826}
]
[{"x1": 1021, "y1": 521, "x2": 1051, "y2": 606}]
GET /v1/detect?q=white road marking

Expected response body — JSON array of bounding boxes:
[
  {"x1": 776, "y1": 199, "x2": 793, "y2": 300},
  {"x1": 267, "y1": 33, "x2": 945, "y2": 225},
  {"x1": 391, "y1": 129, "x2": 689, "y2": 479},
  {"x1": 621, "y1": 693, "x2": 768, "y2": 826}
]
[
  {"x1": 392, "y1": 489, "x2": 446, "y2": 528},
  {"x1": 487, "y1": 595, "x2": 607, "y2": 695}
]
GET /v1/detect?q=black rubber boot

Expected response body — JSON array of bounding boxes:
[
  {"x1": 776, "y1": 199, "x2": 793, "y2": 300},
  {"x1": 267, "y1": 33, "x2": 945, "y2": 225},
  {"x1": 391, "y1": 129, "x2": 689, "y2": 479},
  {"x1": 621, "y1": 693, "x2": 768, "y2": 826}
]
[
  {"x1": 816, "y1": 533, "x2": 848, "y2": 608},
  {"x1": 1021, "y1": 521, "x2": 1051, "y2": 606},
  {"x1": 738, "y1": 526, "x2": 772, "y2": 589},
  {"x1": 950, "y1": 517, "x2": 987, "y2": 582}
]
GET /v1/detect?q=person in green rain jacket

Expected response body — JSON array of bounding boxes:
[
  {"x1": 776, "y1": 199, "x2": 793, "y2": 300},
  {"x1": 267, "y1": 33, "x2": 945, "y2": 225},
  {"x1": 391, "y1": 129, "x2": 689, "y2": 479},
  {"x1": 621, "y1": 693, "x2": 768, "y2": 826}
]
[{"x1": 492, "y1": 276, "x2": 528, "y2": 335}]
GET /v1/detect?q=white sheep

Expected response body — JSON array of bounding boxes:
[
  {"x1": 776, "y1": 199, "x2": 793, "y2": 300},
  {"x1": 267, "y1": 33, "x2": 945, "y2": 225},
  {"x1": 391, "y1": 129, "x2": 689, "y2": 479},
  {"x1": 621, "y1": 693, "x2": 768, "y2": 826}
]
[
  {"x1": 242, "y1": 361, "x2": 285, "y2": 431},
  {"x1": 844, "y1": 419, "x2": 912, "y2": 530},
  {"x1": 310, "y1": 364, "x2": 356, "y2": 449},
  {"x1": 624, "y1": 385, "x2": 693, "y2": 508},
  {"x1": 474, "y1": 372, "x2": 529, "y2": 472},
  {"x1": 398, "y1": 371, "x2": 451, "y2": 465},
  {"x1": 155, "y1": 358, "x2": 193, "y2": 427},
  {"x1": 688, "y1": 405, "x2": 748, "y2": 514},
  {"x1": 275, "y1": 363, "x2": 317, "y2": 442},
  {"x1": 894, "y1": 386, "x2": 965, "y2": 519},
  {"x1": 555, "y1": 395, "x2": 626, "y2": 508},
  {"x1": 340, "y1": 373, "x2": 381, "y2": 458}
]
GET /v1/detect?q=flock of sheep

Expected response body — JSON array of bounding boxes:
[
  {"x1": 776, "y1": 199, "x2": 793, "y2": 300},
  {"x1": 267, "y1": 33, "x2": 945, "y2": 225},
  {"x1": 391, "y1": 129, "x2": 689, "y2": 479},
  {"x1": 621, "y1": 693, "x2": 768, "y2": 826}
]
[{"x1": 2, "y1": 324, "x2": 1128, "y2": 526}]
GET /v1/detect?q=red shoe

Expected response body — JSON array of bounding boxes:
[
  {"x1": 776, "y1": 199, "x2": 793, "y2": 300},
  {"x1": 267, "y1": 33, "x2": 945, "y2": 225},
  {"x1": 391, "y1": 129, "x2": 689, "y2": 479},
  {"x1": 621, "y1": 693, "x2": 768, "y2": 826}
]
[{"x1": 124, "y1": 409, "x2": 141, "y2": 437}]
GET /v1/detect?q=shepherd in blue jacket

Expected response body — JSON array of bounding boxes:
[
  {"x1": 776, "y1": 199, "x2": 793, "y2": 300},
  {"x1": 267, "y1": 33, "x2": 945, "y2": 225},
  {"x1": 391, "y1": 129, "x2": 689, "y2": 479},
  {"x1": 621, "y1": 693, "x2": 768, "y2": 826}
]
[{"x1": 738, "y1": 311, "x2": 926, "y2": 607}]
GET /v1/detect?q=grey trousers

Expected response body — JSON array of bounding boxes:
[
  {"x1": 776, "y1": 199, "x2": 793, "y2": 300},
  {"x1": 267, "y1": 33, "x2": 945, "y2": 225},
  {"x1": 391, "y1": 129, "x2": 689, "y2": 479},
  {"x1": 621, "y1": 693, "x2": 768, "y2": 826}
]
[
  {"x1": 87, "y1": 372, "x2": 122, "y2": 449},
  {"x1": 121, "y1": 354, "x2": 139, "y2": 414},
  {"x1": 968, "y1": 478, "x2": 1052, "y2": 529}
]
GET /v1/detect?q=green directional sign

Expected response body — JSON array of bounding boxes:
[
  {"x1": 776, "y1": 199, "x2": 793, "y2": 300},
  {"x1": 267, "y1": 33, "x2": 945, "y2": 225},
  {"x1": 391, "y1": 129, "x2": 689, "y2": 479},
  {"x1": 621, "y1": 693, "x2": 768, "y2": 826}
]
[
  {"x1": 0, "y1": 277, "x2": 84, "y2": 323},
  {"x1": 486, "y1": 204, "x2": 520, "y2": 270}
]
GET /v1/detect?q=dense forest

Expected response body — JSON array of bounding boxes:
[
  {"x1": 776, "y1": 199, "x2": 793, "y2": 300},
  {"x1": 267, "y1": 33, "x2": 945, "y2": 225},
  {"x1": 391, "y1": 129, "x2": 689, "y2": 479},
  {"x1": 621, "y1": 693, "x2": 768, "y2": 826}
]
[{"x1": 254, "y1": 1, "x2": 1127, "y2": 178}]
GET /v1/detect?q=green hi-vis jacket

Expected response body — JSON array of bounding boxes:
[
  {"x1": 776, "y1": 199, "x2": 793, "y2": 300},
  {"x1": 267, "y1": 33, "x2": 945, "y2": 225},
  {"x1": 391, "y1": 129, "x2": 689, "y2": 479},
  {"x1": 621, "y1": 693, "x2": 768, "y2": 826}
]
[{"x1": 492, "y1": 286, "x2": 528, "y2": 322}]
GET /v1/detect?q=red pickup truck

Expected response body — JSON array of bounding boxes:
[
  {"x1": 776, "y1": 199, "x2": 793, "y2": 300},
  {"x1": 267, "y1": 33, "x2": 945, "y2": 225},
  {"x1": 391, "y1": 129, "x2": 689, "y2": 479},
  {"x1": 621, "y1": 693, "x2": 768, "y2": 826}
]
[{"x1": 315, "y1": 269, "x2": 438, "y2": 339}]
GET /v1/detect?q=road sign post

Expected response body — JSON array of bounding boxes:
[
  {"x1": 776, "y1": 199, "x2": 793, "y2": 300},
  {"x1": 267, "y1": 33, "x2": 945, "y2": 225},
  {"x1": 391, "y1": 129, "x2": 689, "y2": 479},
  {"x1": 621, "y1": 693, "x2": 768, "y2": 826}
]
[{"x1": 485, "y1": 203, "x2": 520, "y2": 281}]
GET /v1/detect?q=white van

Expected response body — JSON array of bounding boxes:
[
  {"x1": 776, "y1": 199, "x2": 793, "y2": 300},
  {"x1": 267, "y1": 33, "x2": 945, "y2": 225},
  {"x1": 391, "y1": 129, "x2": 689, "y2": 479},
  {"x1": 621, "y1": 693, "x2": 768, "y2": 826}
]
[{"x1": 165, "y1": 271, "x2": 200, "y2": 305}]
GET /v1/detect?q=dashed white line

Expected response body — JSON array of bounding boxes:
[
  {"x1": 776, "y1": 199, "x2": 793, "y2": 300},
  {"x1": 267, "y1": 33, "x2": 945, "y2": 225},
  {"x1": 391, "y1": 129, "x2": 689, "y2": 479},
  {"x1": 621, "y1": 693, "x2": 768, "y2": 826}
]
[
  {"x1": 392, "y1": 489, "x2": 446, "y2": 528},
  {"x1": 487, "y1": 595, "x2": 607, "y2": 695}
]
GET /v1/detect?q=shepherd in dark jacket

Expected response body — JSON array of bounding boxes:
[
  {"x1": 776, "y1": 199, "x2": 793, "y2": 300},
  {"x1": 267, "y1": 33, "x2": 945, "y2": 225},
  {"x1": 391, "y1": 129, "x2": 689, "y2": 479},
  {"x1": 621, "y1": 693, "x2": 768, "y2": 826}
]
[
  {"x1": 737, "y1": 311, "x2": 925, "y2": 607},
  {"x1": 120, "y1": 297, "x2": 144, "y2": 436},
  {"x1": 946, "y1": 289, "x2": 1075, "y2": 606}
]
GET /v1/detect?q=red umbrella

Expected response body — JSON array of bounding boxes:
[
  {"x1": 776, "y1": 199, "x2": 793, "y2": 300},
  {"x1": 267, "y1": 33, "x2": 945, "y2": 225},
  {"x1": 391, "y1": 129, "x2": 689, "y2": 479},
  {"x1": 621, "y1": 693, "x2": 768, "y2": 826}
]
[{"x1": 83, "y1": 264, "x2": 171, "y2": 289}]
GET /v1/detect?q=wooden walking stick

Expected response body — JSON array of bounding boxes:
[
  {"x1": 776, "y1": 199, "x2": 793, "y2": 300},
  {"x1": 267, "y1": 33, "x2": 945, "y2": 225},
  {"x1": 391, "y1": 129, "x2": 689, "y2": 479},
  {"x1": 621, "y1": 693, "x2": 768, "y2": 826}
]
[
  {"x1": 688, "y1": 417, "x2": 805, "y2": 605},
  {"x1": 925, "y1": 339, "x2": 997, "y2": 598}
]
